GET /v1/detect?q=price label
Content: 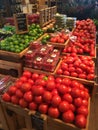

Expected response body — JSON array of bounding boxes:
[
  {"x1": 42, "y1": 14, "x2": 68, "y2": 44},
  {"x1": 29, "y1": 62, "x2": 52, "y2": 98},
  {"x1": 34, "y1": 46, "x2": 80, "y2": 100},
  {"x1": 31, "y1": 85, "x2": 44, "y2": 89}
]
[{"x1": 14, "y1": 13, "x2": 29, "y2": 34}]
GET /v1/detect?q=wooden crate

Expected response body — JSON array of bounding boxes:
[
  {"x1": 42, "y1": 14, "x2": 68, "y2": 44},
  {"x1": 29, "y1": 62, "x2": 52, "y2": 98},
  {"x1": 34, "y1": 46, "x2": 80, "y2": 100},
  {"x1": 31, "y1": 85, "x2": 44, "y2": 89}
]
[
  {"x1": 1, "y1": 101, "x2": 47, "y2": 130},
  {"x1": 47, "y1": 98, "x2": 90, "y2": 130},
  {"x1": 0, "y1": 60, "x2": 23, "y2": 77}
]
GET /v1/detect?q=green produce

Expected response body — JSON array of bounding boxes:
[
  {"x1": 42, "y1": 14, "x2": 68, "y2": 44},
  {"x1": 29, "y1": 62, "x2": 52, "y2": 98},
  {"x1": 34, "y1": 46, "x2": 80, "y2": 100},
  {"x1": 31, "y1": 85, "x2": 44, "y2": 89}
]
[
  {"x1": 0, "y1": 24, "x2": 44, "y2": 53},
  {"x1": 41, "y1": 34, "x2": 50, "y2": 44}
]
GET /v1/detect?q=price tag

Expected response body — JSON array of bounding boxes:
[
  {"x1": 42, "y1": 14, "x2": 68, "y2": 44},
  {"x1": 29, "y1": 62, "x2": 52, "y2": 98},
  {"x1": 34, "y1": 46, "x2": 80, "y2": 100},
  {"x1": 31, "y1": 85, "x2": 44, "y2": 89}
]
[{"x1": 14, "y1": 13, "x2": 29, "y2": 34}]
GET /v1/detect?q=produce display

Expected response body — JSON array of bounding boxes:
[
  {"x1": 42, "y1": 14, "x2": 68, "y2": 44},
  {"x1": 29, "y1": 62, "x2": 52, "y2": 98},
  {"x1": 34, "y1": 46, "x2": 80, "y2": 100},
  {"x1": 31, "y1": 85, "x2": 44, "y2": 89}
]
[
  {"x1": 63, "y1": 19, "x2": 96, "y2": 57},
  {"x1": 0, "y1": 24, "x2": 43, "y2": 53},
  {"x1": 56, "y1": 53, "x2": 95, "y2": 80},
  {"x1": 24, "y1": 43, "x2": 60, "y2": 72},
  {"x1": 2, "y1": 71, "x2": 90, "y2": 129}
]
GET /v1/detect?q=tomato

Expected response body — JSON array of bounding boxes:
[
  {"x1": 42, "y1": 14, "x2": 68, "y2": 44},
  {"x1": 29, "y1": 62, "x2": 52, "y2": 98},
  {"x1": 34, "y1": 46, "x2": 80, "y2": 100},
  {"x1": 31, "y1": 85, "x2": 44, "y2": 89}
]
[
  {"x1": 2, "y1": 93, "x2": 11, "y2": 102},
  {"x1": 80, "y1": 90, "x2": 85, "y2": 99},
  {"x1": 29, "y1": 102, "x2": 37, "y2": 110},
  {"x1": 15, "y1": 80, "x2": 23, "y2": 89},
  {"x1": 57, "y1": 84, "x2": 68, "y2": 95},
  {"x1": 21, "y1": 83, "x2": 32, "y2": 92},
  {"x1": 63, "y1": 70, "x2": 70, "y2": 76},
  {"x1": 33, "y1": 85, "x2": 44, "y2": 96},
  {"x1": 62, "y1": 93, "x2": 73, "y2": 103},
  {"x1": 16, "y1": 89, "x2": 23, "y2": 98},
  {"x1": 23, "y1": 71, "x2": 32, "y2": 78},
  {"x1": 55, "y1": 77, "x2": 62, "y2": 84},
  {"x1": 87, "y1": 74, "x2": 94, "y2": 80},
  {"x1": 50, "y1": 37, "x2": 57, "y2": 43},
  {"x1": 32, "y1": 73, "x2": 39, "y2": 81},
  {"x1": 56, "y1": 68, "x2": 63, "y2": 75},
  {"x1": 76, "y1": 68, "x2": 83, "y2": 74},
  {"x1": 58, "y1": 38, "x2": 65, "y2": 43},
  {"x1": 51, "y1": 89, "x2": 59, "y2": 96},
  {"x1": 82, "y1": 99, "x2": 88, "y2": 106},
  {"x1": 38, "y1": 103, "x2": 48, "y2": 114},
  {"x1": 48, "y1": 75, "x2": 55, "y2": 81},
  {"x1": 24, "y1": 91, "x2": 33, "y2": 102},
  {"x1": 75, "y1": 114, "x2": 87, "y2": 128},
  {"x1": 84, "y1": 92, "x2": 89, "y2": 100},
  {"x1": 51, "y1": 95, "x2": 61, "y2": 107},
  {"x1": 19, "y1": 98, "x2": 28, "y2": 108},
  {"x1": 8, "y1": 86, "x2": 17, "y2": 95},
  {"x1": 71, "y1": 87, "x2": 81, "y2": 98},
  {"x1": 77, "y1": 106, "x2": 88, "y2": 117},
  {"x1": 19, "y1": 76, "x2": 28, "y2": 83},
  {"x1": 11, "y1": 95, "x2": 19, "y2": 104},
  {"x1": 59, "y1": 101, "x2": 70, "y2": 112},
  {"x1": 48, "y1": 107, "x2": 60, "y2": 118},
  {"x1": 68, "y1": 67, "x2": 75, "y2": 73},
  {"x1": 62, "y1": 110, "x2": 75, "y2": 123},
  {"x1": 62, "y1": 78, "x2": 71, "y2": 86},
  {"x1": 71, "y1": 80, "x2": 80, "y2": 88},
  {"x1": 71, "y1": 72, "x2": 78, "y2": 77},
  {"x1": 70, "y1": 104, "x2": 76, "y2": 112},
  {"x1": 78, "y1": 74, "x2": 87, "y2": 79},
  {"x1": 28, "y1": 79, "x2": 34, "y2": 86},
  {"x1": 34, "y1": 96, "x2": 43, "y2": 104},
  {"x1": 35, "y1": 79, "x2": 46, "y2": 87},
  {"x1": 46, "y1": 81, "x2": 56, "y2": 91},
  {"x1": 43, "y1": 91, "x2": 52, "y2": 103},
  {"x1": 74, "y1": 97, "x2": 82, "y2": 107}
]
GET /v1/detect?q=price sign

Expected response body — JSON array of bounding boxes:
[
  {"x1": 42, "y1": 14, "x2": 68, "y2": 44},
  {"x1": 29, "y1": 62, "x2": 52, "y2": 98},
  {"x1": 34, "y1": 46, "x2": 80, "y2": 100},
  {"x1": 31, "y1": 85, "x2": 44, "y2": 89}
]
[{"x1": 14, "y1": 13, "x2": 29, "y2": 34}]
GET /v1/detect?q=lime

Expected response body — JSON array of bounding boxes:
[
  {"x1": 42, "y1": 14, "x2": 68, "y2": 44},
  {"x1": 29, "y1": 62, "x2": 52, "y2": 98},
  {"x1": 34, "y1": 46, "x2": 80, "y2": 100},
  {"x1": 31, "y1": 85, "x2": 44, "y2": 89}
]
[
  {"x1": 15, "y1": 49, "x2": 21, "y2": 53},
  {"x1": 10, "y1": 47, "x2": 15, "y2": 52}
]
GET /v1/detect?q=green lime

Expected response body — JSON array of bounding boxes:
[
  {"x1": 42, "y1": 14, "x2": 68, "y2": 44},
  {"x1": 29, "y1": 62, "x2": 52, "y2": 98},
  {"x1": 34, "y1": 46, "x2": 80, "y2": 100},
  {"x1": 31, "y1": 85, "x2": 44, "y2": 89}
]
[
  {"x1": 15, "y1": 49, "x2": 21, "y2": 53},
  {"x1": 10, "y1": 47, "x2": 15, "y2": 52}
]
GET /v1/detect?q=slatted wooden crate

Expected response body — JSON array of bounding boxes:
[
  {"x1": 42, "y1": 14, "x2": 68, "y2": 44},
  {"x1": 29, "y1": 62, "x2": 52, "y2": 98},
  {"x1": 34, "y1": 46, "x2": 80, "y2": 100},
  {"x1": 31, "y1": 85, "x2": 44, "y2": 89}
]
[
  {"x1": 1, "y1": 101, "x2": 47, "y2": 130},
  {"x1": 0, "y1": 60, "x2": 23, "y2": 77},
  {"x1": 47, "y1": 98, "x2": 90, "y2": 130}
]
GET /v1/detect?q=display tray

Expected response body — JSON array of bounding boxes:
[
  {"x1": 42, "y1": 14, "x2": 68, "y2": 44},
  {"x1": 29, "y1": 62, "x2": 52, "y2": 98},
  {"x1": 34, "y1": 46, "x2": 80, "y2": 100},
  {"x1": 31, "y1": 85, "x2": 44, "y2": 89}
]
[
  {"x1": 62, "y1": 41, "x2": 96, "y2": 59},
  {"x1": 54, "y1": 59, "x2": 95, "y2": 85},
  {"x1": 0, "y1": 47, "x2": 29, "y2": 59},
  {"x1": 37, "y1": 33, "x2": 69, "y2": 48},
  {"x1": 47, "y1": 98, "x2": 90, "y2": 130}
]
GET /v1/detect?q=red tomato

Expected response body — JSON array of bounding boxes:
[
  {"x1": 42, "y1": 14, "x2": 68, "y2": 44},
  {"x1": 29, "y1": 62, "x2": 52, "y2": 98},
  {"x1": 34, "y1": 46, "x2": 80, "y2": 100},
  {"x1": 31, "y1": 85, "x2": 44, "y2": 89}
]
[
  {"x1": 74, "y1": 97, "x2": 82, "y2": 107},
  {"x1": 76, "y1": 68, "x2": 83, "y2": 74},
  {"x1": 33, "y1": 85, "x2": 44, "y2": 96},
  {"x1": 19, "y1": 98, "x2": 28, "y2": 108},
  {"x1": 70, "y1": 104, "x2": 76, "y2": 112},
  {"x1": 16, "y1": 89, "x2": 23, "y2": 98},
  {"x1": 48, "y1": 75, "x2": 55, "y2": 81},
  {"x1": 77, "y1": 106, "x2": 88, "y2": 117},
  {"x1": 8, "y1": 86, "x2": 17, "y2": 95},
  {"x1": 58, "y1": 38, "x2": 65, "y2": 43},
  {"x1": 80, "y1": 90, "x2": 85, "y2": 99},
  {"x1": 35, "y1": 79, "x2": 46, "y2": 87},
  {"x1": 23, "y1": 71, "x2": 32, "y2": 78},
  {"x1": 59, "y1": 101, "x2": 70, "y2": 112},
  {"x1": 62, "y1": 93, "x2": 73, "y2": 103},
  {"x1": 68, "y1": 67, "x2": 75, "y2": 73},
  {"x1": 51, "y1": 95, "x2": 61, "y2": 107},
  {"x1": 29, "y1": 102, "x2": 37, "y2": 110},
  {"x1": 38, "y1": 103, "x2": 48, "y2": 114},
  {"x1": 87, "y1": 74, "x2": 94, "y2": 80},
  {"x1": 61, "y1": 63, "x2": 68, "y2": 71},
  {"x1": 57, "y1": 84, "x2": 68, "y2": 95},
  {"x1": 50, "y1": 37, "x2": 57, "y2": 43},
  {"x1": 82, "y1": 99, "x2": 88, "y2": 106},
  {"x1": 21, "y1": 83, "x2": 32, "y2": 92},
  {"x1": 56, "y1": 68, "x2": 63, "y2": 75},
  {"x1": 15, "y1": 80, "x2": 23, "y2": 89},
  {"x1": 48, "y1": 107, "x2": 60, "y2": 118},
  {"x1": 46, "y1": 81, "x2": 56, "y2": 91},
  {"x1": 71, "y1": 87, "x2": 81, "y2": 98},
  {"x1": 63, "y1": 70, "x2": 70, "y2": 76},
  {"x1": 43, "y1": 91, "x2": 52, "y2": 103},
  {"x1": 24, "y1": 91, "x2": 33, "y2": 102},
  {"x1": 28, "y1": 79, "x2": 34, "y2": 86},
  {"x1": 62, "y1": 110, "x2": 75, "y2": 123},
  {"x1": 51, "y1": 89, "x2": 59, "y2": 96},
  {"x1": 78, "y1": 74, "x2": 87, "y2": 79},
  {"x1": 11, "y1": 95, "x2": 19, "y2": 104},
  {"x1": 2, "y1": 93, "x2": 11, "y2": 102},
  {"x1": 55, "y1": 77, "x2": 62, "y2": 84},
  {"x1": 32, "y1": 73, "x2": 39, "y2": 80},
  {"x1": 75, "y1": 114, "x2": 87, "y2": 128},
  {"x1": 34, "y1": 95, "x2": 43, "y2": 104},
  {"x1": 71, "y1": 72, "x2": 78, "y2": 77},
  {"x1": 62, "y1": 78, "x2": 71, "y2": 86},
  {"x1": 19, "y1": 76, "x2": 28, "y2": 83},
  {"x1": 71, "y1": 80, "x2": 80, "y2": 88}
]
